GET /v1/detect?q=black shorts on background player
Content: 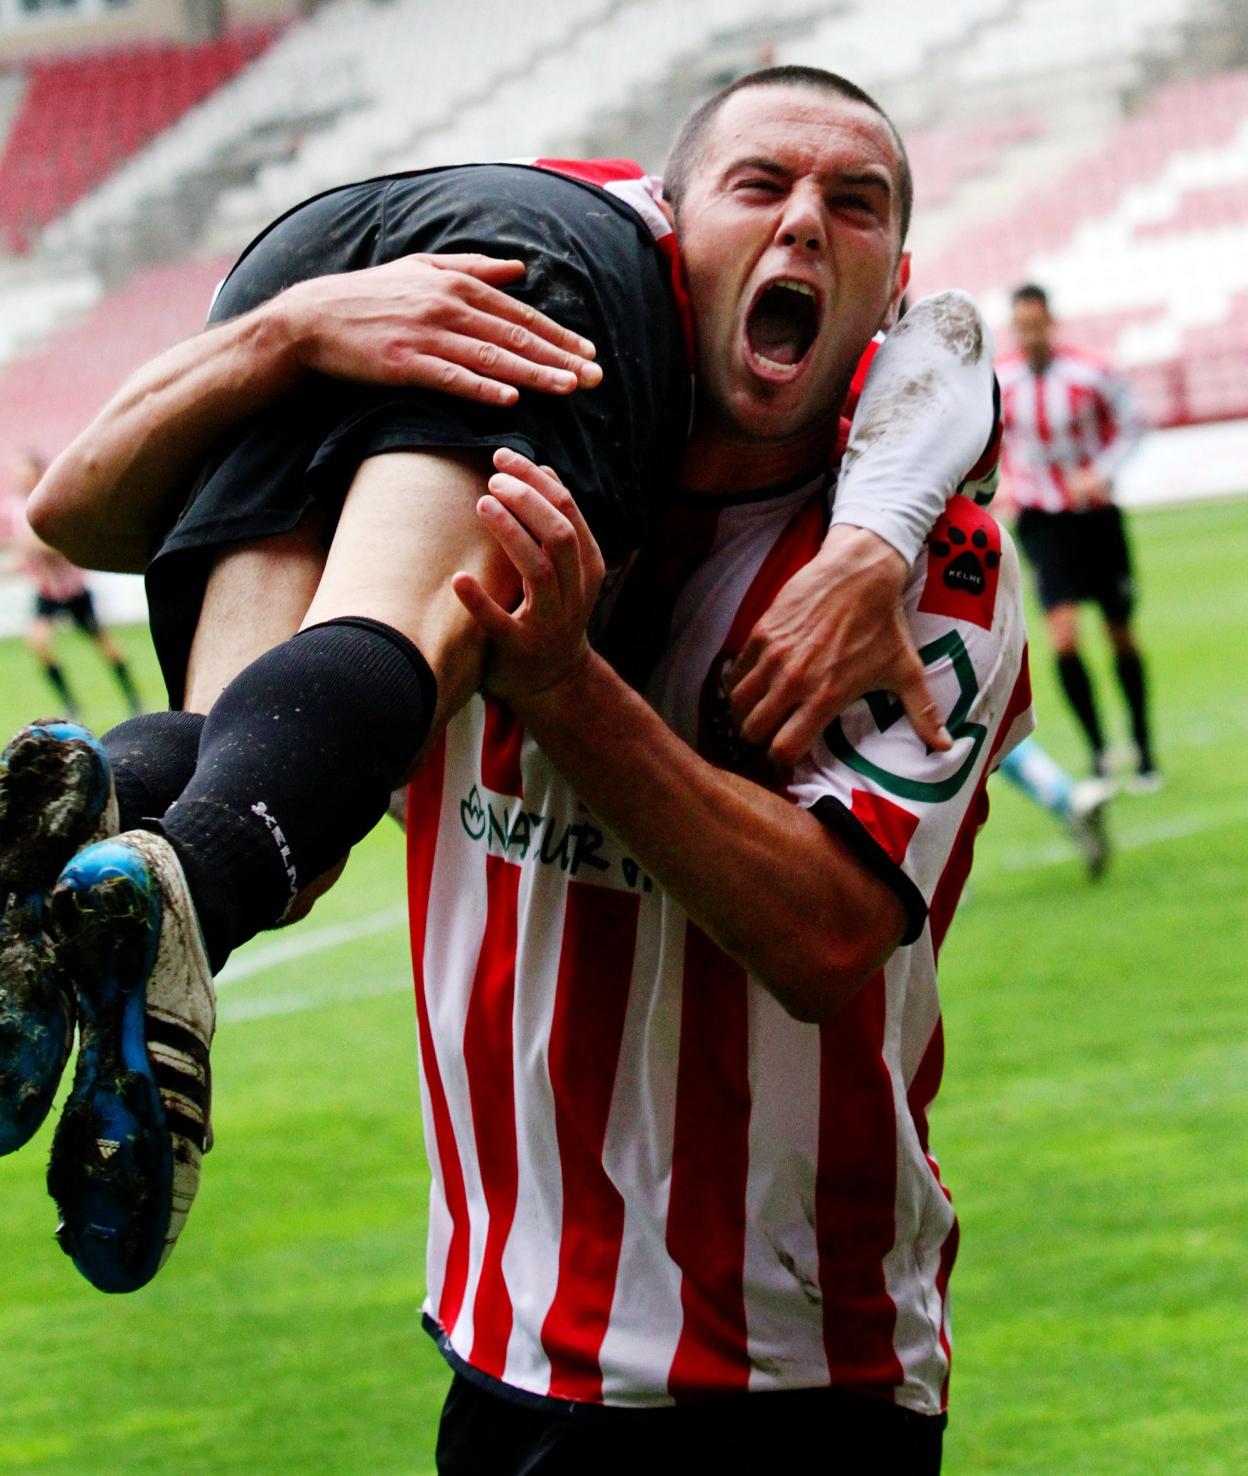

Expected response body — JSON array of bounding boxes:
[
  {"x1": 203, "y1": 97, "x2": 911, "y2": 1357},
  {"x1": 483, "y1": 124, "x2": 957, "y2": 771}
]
[
  {"x1": 1015, "y1": 503, "x2": 1135, "y2": 621},
  {"x1": 145, "y1": 163, "x2": 691, "y2": 705},
  {"x1": 33, "y1": 590, "x2": 101, "y2": 636}
]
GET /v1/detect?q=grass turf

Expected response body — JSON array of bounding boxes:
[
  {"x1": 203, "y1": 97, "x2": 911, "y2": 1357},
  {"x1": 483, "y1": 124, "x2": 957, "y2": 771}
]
[{"x1": 0, "y1": 496, "x2": 1245, "y2": 1472}]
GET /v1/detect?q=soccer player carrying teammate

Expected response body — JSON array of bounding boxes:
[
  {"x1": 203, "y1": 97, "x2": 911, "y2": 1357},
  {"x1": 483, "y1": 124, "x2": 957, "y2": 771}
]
[
  {"x1": 2, "y1": 62, "x2": 1005, "y2": 1385},
  {"x1": 408, "y1": 73, "x2": 1028, "y2": 1467},
  {"x1": 999, "y1": 282, "x2": 1159, "y2": 788}
]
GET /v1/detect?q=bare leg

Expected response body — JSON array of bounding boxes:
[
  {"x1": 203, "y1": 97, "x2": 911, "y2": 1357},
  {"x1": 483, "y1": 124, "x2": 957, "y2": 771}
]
[
  {"x1": 154, "y1": 448, "x2": 516, "y2": 956},
  {"x1": 25, "y1": 615, "x2": 56, "y2": 665},
  {"x1": 184, "y1": 509, "x2": 330, "y2": 714},
  {"x1": 25, "y1": 615, "x2": 79, "y2": 716},
  {"x1": 301, "y1": 448, "x2": 518, "y2": 754},
  {"x1": 1044, "y1": 603, "x2": 1079, "y2": 658},
  {"x1": 92, "y1": 628, "x2": 126, "y2": 664}
]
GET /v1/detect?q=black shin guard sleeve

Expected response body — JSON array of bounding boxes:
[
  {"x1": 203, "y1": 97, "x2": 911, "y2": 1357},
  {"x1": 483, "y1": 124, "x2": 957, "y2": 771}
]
[
  {"x1": 1056, "y1": 652, "x2": 1105, "y2": 755},
  {"x1": 111, "y1": 658, "x2": 142, "y2": 709},
  {"x1": 43, "y1": 663, "x2": 77, "y2": 712},
  {"x1": 101, "y1": 711, "x2": 206, "y2": 830},
  {"x1": 159, "y1": 618, "x2": 436, "y2": 972},
  {"x1": 1114, "y1": 648, "x2": 1153, "y2": 766}
]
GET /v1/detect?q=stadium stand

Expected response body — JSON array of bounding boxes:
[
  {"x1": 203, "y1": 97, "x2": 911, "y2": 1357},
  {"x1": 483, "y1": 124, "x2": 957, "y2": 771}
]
[
  {"x1": 386, "y1": 0, "x2": 826, "y2": 177},
  {"x1": 46, "y1": 0, "x2": 625, "y2": 260},
  {"x1": 773, "y1": 0, "x2": 1014, "y2": 100},
  {"x1": 214, "y1": 0, "x2": 830, "y2": 234},
  {"x1": 0, "y1": 255, "x2": 229, "y2": 463},
  {"x1": 0, "y1": 27, "x2": 280, "y2": 254},
  {"x1": 905, "y1": 115, "x2": 1047, "y2": 213},
  {"x1": 952, "y1": 0, "x2": 1204, "y2": 91},
  {"x1": 2, "y1": 0, "x2": 1247, "y2": 473},
  {"x1": 910, "y1": 68, "x2": 1248, "y2": 425}
]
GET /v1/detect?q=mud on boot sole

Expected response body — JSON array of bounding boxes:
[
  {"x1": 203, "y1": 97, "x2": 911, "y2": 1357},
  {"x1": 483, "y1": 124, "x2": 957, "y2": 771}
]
[
  {"x1": 47, "y1": 834, "x2": 213, "y2": 1295},
  {"x1": 0, "y1": 907, "x2": 73, "y2": 1155},
  {"x1": 0, "y1": 722, "x2": 118, "y2": 899}
]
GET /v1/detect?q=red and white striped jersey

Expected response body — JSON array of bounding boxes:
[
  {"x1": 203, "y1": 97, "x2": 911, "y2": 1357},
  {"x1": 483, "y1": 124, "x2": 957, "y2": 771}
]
[
  {"x1": 405, "y1": 476, "x2": 1032, "y2": 1416},
  {"x1": 0, "y1": 491, "x2": 88, "y2": 602},
  {"x1": 997, "y1": 345, "x2": 1144, "y2": 512}
]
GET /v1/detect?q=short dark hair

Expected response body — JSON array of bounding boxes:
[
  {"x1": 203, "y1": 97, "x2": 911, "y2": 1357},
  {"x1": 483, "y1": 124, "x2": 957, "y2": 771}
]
[
  {"x1": 663, "y1": 65, "x2": 913, "y2": 244},
  {"x1": 1012, "y1": 283, "x2": 1051, "y2": 312}
]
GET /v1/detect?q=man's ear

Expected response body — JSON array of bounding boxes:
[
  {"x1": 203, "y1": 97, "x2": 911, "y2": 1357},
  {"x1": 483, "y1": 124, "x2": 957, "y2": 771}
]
[{"x1": 880, "y1": 251, "x2": 912, "y2": 332}]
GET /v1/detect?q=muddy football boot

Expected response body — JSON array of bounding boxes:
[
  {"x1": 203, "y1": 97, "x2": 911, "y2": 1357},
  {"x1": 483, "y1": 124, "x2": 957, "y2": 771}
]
[
  {"x1": 0, "y1": 722, "x2": 117, "y2": 1155},
  {"x1": 1067, "y1": 778, "x2": 1112, "y2": 882},
  {"x1": 47, "y1": 831, "x2": 215, "y2": 1294}
]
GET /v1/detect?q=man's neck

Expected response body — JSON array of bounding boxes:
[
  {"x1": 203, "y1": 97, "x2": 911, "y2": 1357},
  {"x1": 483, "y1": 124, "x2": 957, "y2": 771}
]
[{"x1": 680, "y1": 418, "x2": 836, "y2": 495}]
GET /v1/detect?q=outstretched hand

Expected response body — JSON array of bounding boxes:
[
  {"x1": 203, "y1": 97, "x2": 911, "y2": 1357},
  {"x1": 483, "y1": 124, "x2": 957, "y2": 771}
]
[
  {"x1": 726, "y1": 525, "x2": 952, "y2": 765},
  {"x1": 452, "y1": 448, "x2": 605, "y2": 702},
  {"x1": 279, "y1": 253, "x2": 602, "y2": 406}
]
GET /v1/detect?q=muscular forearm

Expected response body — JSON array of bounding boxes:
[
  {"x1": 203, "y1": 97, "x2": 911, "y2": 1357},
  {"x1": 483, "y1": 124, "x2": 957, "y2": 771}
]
[
  {"x1": 517, "y1": 651, "x2": 904, "y2": 1021},
  {"x1": 831, "y1": 289, "x2": 996, "y2": 565},
  {"x1": 30, "y1": 303, "x2": 301, "y2": 572},
  {"x1": 29, "y1": 252, "x2": 600, "y2": 574}
]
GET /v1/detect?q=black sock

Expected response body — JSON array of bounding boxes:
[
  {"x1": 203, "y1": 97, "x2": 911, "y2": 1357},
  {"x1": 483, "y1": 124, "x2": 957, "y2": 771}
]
[
  {"x1": 41, "y1": 662, "x2": 80, "y2": 718},
  {"x1": 1056, "y1": 652, "x2": 1105, "y2": 765},
  {"x1": 110, "y1": 658, "x2": 142, "y2": 716},
  {"x1": 100, "y1": 711, "x2": 206, "y2": 831},
  {"x1": 158, "y1": 617, "x2": 436, "y2": 972},
  {"x1": 1114, "y1": 648, "x2": 1155, "y2": 772}
]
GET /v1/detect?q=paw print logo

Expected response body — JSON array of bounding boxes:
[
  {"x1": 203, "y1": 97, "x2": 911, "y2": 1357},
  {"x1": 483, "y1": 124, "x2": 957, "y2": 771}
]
[
  {"x1": 919, "y1": 509, "x2": 1003, "y2": 631},
  {"x1": 929, "y1": 524, "x2": 1000, "y2": 596}
]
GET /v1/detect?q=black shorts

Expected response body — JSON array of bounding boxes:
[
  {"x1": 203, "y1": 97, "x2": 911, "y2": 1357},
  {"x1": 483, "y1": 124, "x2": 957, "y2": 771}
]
[
  {"x1": 435, "y1": 1372, "x2": 945, "y2": 1476},
  {"x1": 33, "y1": 590, "x2": 100, "y2": 636},
  {"x1": 1015, "y1": 504, "x2": 1135, "y2": 620},
  {"x1": 145, "y1": 163, "x2": 691, "y2": 705}
]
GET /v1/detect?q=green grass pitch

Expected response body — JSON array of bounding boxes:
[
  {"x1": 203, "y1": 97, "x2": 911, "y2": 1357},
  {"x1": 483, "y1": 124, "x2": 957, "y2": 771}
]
[{"x1": 0, "y1": 496, "x2": 1245, "y2": 1474}]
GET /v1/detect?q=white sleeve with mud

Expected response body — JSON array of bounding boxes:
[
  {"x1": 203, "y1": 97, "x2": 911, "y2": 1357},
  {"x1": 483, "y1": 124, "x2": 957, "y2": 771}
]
[{"x1": 831, "y1": 290, "x2": 996, "y2": 567}]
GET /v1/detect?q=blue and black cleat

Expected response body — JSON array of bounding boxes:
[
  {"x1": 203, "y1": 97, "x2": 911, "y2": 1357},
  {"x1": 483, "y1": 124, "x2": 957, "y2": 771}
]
[
  {"x1": 0, "y1": 722, "x2": 117, "y2": 1156},
  {"x1": 48, "y1": 831, "x2": 215, "y2": 1294}
]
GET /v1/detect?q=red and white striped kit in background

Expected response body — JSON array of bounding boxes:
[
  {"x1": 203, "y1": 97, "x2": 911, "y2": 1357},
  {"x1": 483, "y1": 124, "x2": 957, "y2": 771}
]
[
  {"x1": 0, "y1": 491, "x2": 89, "y2": 603},
  {"x1": 998, "y1": 345, "x2": 1145, "y2": 512},
  {"x1": 405, "y1": 472, "x2": 1033, "y2": 1417}
]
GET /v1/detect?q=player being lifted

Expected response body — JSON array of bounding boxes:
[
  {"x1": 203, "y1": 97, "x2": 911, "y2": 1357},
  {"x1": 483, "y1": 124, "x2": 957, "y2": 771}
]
[{"x1": 0, "y1": 68, "x2": 1000, "y2": 1298}]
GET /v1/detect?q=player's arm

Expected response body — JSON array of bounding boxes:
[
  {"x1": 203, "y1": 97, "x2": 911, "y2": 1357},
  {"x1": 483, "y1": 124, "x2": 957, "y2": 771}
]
[
  {"x1": 454, "y1": 451, "x2": 907, "y2": 1022},
  {"x1": 1090, "y1": 367, "x2": 1146, "y2": 486},
  {"x1": 28, "y1": 254, "x2": 601, "y2": 574},
  {"x1": 726, "y1": 289, "x2": 999, "y2": 763}
]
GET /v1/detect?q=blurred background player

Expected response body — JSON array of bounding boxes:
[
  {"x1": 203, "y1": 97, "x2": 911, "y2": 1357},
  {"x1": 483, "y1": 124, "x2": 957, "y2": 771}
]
[
  {"x1": 999, "y1": 283, "x2": 1158, "y2": 791},
  {"x1": 1, "y1": 450, "x2": 142, "y2": 721},
  {"x1": 998, "y1": 736, "x2": 1111, "y2": 879}
]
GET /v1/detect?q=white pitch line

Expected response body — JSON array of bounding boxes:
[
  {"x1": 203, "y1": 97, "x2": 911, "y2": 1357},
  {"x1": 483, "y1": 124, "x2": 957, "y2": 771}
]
[
  {"x1": 220, "y1": 974, "x2": 409, "y2": 1024},
  {"x1": 995, "y1": 801, "x2": 1248, "y2": 872},
  {"x1": 216, "y1": 904, "x2": 408, "y2": 988}
]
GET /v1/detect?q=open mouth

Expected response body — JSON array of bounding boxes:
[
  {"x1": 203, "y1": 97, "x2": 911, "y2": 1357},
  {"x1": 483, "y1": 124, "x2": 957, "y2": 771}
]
[{"x1": 744, "y1": 279, "x2": 820, "y2": 377}]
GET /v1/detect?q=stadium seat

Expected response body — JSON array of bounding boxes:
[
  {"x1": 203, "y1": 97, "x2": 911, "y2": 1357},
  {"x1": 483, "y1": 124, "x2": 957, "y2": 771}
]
[{"x1": 0, "y1": 29, "x2": 280, "y2": 254}]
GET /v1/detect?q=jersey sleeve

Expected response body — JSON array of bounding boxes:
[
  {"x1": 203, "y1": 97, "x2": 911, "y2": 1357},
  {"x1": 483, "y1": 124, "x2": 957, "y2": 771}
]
[
  {"x1": 830, "y1": 290, "x2": 1002, "y2": 566},
  {"x1": 1091, "y1": 365, "x2": 1146, "y2": 483},
  {"x1": 788, "y1": 497, "x2": 1034, "y2": 943}
]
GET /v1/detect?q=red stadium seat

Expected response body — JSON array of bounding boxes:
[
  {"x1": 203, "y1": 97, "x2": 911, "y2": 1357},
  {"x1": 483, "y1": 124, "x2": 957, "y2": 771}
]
[{"x1": 0, "y1": 27, "x2": 283, "y2": 254}]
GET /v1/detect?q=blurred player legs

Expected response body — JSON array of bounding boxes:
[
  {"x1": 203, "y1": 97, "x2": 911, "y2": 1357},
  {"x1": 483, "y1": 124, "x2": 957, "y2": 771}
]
[
  {"x1": 3, "y1": 452, "x2": 142, "y2": 720},
  {"x1": 999, "y1": 735, "x2": 1111, "y2": 878}
]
